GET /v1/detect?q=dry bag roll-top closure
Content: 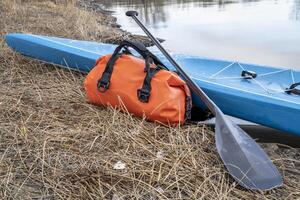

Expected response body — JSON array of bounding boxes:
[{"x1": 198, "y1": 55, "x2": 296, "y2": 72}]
[{"x1": 84, "y1": 40, "x2": 192, "y2": 124}]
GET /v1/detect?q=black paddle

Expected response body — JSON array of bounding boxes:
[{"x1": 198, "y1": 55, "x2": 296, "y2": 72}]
[{"x1": 126, "y1": 10, "x2": 283, "y2": 190}]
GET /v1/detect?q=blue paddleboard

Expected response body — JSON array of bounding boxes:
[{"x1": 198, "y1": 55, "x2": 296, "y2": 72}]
[{"x1": 5, "y1": 33, "x2": 300, "y2": 136}]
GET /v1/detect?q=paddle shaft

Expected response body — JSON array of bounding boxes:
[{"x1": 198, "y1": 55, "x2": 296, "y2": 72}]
[{"x1": 126, "y1": 12, "x2": 216, "y2": 115}]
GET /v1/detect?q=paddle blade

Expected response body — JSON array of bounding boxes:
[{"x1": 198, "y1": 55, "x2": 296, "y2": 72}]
[{"x1": 215, "y1": 110, "x2": 283, "y2": 190}]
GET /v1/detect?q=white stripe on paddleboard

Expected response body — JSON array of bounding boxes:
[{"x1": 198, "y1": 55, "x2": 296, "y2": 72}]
[{"x1": 29, "y1": 34, "x2": 105, "y2": 56}]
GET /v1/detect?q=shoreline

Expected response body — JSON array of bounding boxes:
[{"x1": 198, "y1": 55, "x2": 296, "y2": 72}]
[{"x1": 77, "y1": 0, "x2": 165, "y2": 46}]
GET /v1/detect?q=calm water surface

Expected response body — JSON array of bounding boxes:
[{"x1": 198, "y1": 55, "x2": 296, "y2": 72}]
[{"x1": 100, "y1": 0, "x2": 300, "y2": 69}]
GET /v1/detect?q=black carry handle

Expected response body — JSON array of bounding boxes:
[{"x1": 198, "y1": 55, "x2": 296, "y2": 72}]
[
  {"x1": 122, "y1": 40, "x2": 148, "y2": 58},
  {"x1": 286, "y1": 82, "x2": 300, "y2": 95},
  {"x1": 125, "y1": 40, "x2": 167, "y2": 69},
  {"x1": 97, "y1": 40, "x2": 167, "y2": 104},
  {"x1": 122, "y1": 40, "x2": 167, "y2": 70},
  {"x1": 98, "y1": 40, "x2": 156, "y2": 92}
]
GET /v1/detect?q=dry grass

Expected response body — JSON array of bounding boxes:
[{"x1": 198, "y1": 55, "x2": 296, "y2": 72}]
[{"x1": 0, "y1": 0, "x2": 299, "y2": 199}]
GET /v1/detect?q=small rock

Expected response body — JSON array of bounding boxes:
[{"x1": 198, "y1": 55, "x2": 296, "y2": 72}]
[
  {"x1": 156, "y1": 150, "x2": 164, "y2": 160},
  {"x1": 112, "y1": 193, "x2": 123, "y2": 200},
  {"x1": 156, "y1": 186, "x2": 164, "y2": 193},
  {"x1": 113, "y1": 161, "x2": 126, "y2": 170}
]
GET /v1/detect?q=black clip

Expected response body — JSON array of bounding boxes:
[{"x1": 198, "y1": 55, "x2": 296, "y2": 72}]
[
  {"x1": 97, "y1": 72, "x2": 111, "y2": 92},
  {"x1": 286, "y1": 82, "x2": 300, "y2": 95},
  {"x1": 241, "y1": 70, "x2": 257, "y2": 79},
  {"x1": 137, "y1": 88, "x2": 150, "y2": 103}
]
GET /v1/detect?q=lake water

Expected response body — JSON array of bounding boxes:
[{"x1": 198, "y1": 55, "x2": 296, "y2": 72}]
[{"x1": 100, "y1": 0, "x2": 300, "y2": 69}]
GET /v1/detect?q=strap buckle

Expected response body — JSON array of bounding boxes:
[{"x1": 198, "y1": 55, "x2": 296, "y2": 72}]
[
  {"x1": 97, "y1": 72, "x2": 111, "y2": 92},
  {"x1": 137, "y1": 88, "x2": 150, "y2": 103}
]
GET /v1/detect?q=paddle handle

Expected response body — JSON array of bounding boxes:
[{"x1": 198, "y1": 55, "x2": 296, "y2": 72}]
[
  {"x1": 126, "y1": 11, "x2": 217, "y2": 115},
  {"x1": 126, "y1": 11, "x2": 139, "y2": 17}
]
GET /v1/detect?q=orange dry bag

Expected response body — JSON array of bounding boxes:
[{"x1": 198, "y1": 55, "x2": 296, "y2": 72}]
[{"x1": 84, "y1": 40, "x2": 192, "y2": 124}]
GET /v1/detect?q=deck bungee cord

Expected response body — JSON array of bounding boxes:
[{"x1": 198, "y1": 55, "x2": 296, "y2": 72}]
[{"x1": 208, "y1": 62, "x2": 299, "y2": 94}]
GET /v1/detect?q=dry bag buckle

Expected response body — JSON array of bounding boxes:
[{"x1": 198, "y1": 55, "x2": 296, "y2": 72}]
[
  {"x1": 97, "y1": 72, "x2": 111, "y2": 92},
  {"x1": 137, "y1": 88, "x2": 150, "y2": 103}
]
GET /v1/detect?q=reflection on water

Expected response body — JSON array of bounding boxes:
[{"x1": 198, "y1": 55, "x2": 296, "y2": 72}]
[
  {"x1": 101, "y1": 0, "x2": 241, "y2": 25},
  {"x1": 291, "y1": 0, "x2": 300, "y2": 20},
  {"x1": 100, "y1": 0, "x2": 300, "y2": 68}
]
